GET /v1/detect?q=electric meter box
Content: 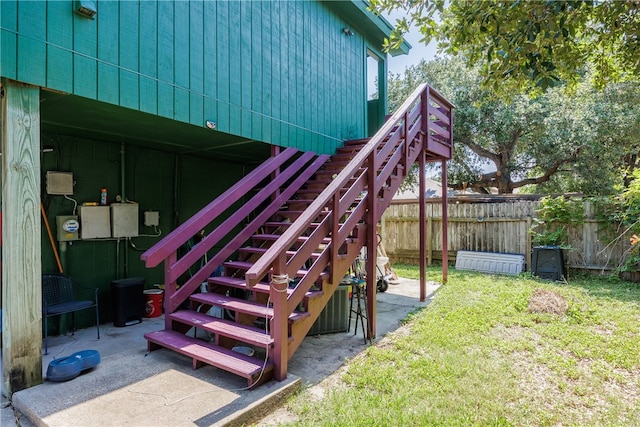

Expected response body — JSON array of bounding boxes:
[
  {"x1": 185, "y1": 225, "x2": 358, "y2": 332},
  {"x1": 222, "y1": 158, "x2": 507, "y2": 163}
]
[
  {"x1": 56, "y1": 215, "x2": 80, "y2": 241},
  {"x1": 79, "y1": 206, "x2": 111, "y2": 239},
  {"x1": 111, "y1": 203, "x2": 139, "y2": 238}
]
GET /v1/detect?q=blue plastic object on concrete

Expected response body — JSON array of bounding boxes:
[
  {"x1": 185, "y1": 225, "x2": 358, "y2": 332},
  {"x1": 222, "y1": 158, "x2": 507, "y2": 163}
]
[{"x1": 47, "y1": 350, "x2": 101, "y2": 382}]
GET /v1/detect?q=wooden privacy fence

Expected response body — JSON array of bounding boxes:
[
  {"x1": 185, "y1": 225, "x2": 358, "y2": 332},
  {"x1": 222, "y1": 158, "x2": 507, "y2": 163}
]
[{"x1": 380, "y1": 195, "x2": 629, "y2": 272}]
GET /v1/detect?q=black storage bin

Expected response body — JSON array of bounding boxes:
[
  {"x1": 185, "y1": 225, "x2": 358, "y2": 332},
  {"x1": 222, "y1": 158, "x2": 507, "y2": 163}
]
[
  {"x1": 532, "y1": 246, "x2": 566, "y2": 281},
  {"x1": 111, "y1": 277, "x2": 144, "y2": 327}
]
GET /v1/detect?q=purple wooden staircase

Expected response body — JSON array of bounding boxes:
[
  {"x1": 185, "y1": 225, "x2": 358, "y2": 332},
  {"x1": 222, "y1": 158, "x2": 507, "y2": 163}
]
[{"x1": 141, "y1": 84, "x2": 453, "y2": 388}]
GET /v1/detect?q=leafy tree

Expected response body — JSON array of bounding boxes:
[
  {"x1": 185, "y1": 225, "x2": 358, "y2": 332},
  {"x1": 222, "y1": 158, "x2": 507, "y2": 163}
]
[
  {"x1": 390, "y1": 57, "x2": 639, "y2": 194},
  {"x1": 371, "y1": 0, "x2": 640, "y2": 94},
  {"x1": 536, "y1": 80, "x2": 640, "y2": 194}
]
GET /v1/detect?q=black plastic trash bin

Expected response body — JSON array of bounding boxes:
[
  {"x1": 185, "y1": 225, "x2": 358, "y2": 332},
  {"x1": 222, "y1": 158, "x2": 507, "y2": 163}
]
[
  {"x1": 111, "y1": 277, "x2": 144, "y2": 327},
  {"x1": 532, "y1": 246, "x2": 566, "y2": 281}
]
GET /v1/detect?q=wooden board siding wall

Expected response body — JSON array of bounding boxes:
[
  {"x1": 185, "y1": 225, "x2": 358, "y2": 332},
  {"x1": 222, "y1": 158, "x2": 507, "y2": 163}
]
[
  {"x1": 382, "y1": 199, "x2": 629, "y2": 272},
  {"x1": 0, "y1": 1, "x2": 369, "y2": 154}
]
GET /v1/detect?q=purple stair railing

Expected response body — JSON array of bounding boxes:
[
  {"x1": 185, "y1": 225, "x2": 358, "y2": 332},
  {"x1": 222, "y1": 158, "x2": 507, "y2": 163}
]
[
  {"x1": 245, "y1": 83, "x2": 454, "y2": 380},
  {"x1": 141, "y1": 148, "x2": 330, "y2": 328}
]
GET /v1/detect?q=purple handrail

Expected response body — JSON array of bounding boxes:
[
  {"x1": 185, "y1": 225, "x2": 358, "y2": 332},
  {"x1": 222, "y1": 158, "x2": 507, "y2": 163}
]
[
  {"x1": 245, "y1": 83, "x2": 442, "y2": 285},
  {"x1": 141, "y1": 148, "x2": 299, "y2": 268}
]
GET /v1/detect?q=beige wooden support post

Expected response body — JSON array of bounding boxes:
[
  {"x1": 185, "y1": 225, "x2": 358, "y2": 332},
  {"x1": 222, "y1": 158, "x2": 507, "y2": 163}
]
[{"x1": 1, "y1": 80, "x2": 43, "y2": 396}]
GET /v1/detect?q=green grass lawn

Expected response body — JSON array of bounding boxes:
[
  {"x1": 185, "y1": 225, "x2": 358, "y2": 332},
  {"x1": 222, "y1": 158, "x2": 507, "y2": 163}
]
[{"x1": 280, "y1": 265, "x2": 640, "y2": 426}]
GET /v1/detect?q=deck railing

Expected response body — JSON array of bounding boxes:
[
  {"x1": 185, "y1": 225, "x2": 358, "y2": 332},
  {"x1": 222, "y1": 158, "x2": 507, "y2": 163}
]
[
  {"x1": 245, "y1": 83, "x2": 454, "y2": 379},
  {"x1": 141, "y1": 148, "x2": 329, "y2": 322}
]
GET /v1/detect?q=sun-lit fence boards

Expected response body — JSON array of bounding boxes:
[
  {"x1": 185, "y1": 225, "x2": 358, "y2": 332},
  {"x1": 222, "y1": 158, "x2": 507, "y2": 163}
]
[{"x1": 381, "y1": 195, "x2": 630, "y2": 272}]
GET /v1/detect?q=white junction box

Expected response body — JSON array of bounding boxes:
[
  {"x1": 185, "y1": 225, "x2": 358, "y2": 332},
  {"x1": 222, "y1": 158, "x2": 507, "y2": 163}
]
[
  {"x1": 46, "y1": 171, "x2": 74, "y2": 195},
  {"x1": 144, "y1": 210, "x2": 159, "y2": 227},
  {"x1": 79, "y1": 206, "x2": 111, "y2": 239},
  {"x1": 455, "y1": 250, "x2": 525, "y2": 275},
  {"x1": 111, "y1": 203, "x2": 139, "y2": 237}
]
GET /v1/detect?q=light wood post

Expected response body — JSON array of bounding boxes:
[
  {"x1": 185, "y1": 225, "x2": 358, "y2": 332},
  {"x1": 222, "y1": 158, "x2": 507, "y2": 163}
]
[{"x1": 1, "y1": 79, "x2": 43, "y2": 396}]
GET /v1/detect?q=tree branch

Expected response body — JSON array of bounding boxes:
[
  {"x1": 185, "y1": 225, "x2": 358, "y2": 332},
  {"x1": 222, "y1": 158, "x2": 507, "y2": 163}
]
[
  {"x1": 457, "y1": 136, "x2": 500, "y2": 164},
  {"x1": 510, "y1": 152, "x2": 580, "y2": 189}
]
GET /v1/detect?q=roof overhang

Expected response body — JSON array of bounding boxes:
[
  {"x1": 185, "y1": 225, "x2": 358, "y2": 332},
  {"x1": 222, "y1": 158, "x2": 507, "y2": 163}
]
[{"x1": 324, "y1": 1, "x2": 411, "y2": 56}]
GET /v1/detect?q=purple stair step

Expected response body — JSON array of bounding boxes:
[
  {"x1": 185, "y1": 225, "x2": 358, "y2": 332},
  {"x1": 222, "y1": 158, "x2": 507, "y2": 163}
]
[
  {"x1": 207, "y1": 276, "x2": 323, "y2": 299},
  {"x1": 209, "y1": 275, "x2": 270, "y2": 292},
  {"x1": 145, "y1": 330, "x2": 273, "y2": 386},
  {"x1": 190, "y1": 292, "x2": 309, "y2": 322},
  {"x1": 223, "y1": 260, "x2": 254, "y2": 271},
  {"x1": 251, "y1": 234, "x2": 331, "y2": 245},
  {"x1": 169, "y1": 310, "x2": 273, "y2": 347},
  {"x1": 239, "y1": 246, "x2": 321, "y2": 258},
  {"x1": 263, "y1": 221, "x2": 294, "y2": 228},
  {"x1": 286, "y1": 199, "x2": 315, "y2": 205},
  {"x1": 336, "y1": 146, "x2": 366, "y2": 153},
  {"x1": 340, "y1": 140, "x2": 369, "y2": 146},
  {"x1": 295, "y1": 188, "x2": 347, "y2": 196},
  {"x1": 276, "y1": 210, "x2": 304, "y2": 218},
  {"x1": 251, "y1": 233, "x2": 282, "y2": 242}
]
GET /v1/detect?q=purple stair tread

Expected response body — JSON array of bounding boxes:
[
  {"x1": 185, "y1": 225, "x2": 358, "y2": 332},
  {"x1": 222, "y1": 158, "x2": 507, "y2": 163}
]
[
  {"x1": 145, "y1": 330, "x2": 272, "y2": 378},
  {"x1": 239, "y1": 246, "x2": 320, "y2": 258},
  {"x1": 209, "y1": 275, "x2": 270, "y2": 289},
  {"x1": 285, "y1": 199, "x2": 315, "y2": 205},
  {"x1": 251, "y1": 233, "x2": 281, "y2": 241},
  {"x1": 208, "y1": 276, "x2": 323, "y2": 299},
  {"x1": 251, "y1": 234, "x2": 331, "y2": 245},
  {"x1": 263, "y1": 221, "x2": 294, "y2": 228},
  {"x1": 276, "y1": 210, "x2": 305, "y2": 217},
  {"x1": 169, "y1": 310, "x2": 273, "y2": 347},
  {"x1": 190, "y1": 292, "x2": 309, "y2": 321},
  {"x1": 223, "y1": 260, "x2": 254, "y2": 270}
]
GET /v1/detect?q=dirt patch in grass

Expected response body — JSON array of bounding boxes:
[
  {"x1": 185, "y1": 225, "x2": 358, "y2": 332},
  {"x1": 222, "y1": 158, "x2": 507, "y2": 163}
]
[{"x1": 527, "y1": 288, "x2": 568, "y2": 315}]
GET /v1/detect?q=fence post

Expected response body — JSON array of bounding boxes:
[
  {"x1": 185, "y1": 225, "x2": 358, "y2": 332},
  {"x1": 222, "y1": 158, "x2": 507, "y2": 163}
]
[
  {"x1": 427, "y1": 216, "x2": 433, "y2": 265},
  {"x1": 441, "y1": 159, "x2": 449, "y2": 283},
  {"x1": 526, "y1": 217, "x2": 532, "y2": 271}
]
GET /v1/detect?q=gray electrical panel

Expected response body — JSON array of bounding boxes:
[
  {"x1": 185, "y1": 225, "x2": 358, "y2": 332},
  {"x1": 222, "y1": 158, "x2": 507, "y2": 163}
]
[
  {"x1": 111, "y1": 203, "x2": 139, "y2": 237},
  {"x1": 79, "y1": 206, "x2": 111, "y2": 239}
]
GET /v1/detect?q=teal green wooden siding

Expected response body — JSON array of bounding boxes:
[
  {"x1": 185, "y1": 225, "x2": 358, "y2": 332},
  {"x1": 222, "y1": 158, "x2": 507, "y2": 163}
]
[
  {"x1": 38, "y1": 134, "x2": 245, "y2": 329},
  {"x1": 0, "y1": 1, "x2": 386, "y2": 154}
]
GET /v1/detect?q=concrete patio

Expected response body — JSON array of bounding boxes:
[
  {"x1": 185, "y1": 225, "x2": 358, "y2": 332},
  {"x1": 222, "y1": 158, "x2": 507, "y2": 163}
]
[{"x1": 1, "y1": 278, "x2": 439, "y2": 427}]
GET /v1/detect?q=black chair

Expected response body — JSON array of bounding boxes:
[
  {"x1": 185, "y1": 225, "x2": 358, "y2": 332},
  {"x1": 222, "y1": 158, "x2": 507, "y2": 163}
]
[{"x1": 42, "y1": 274, "x2": 100, "y2": 354}]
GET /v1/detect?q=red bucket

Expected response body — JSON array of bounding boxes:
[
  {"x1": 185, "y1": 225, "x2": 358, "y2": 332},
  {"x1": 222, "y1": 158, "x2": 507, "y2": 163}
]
[{"x1": 143, "y1": 289, "x2": 163, "y2": 318}]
